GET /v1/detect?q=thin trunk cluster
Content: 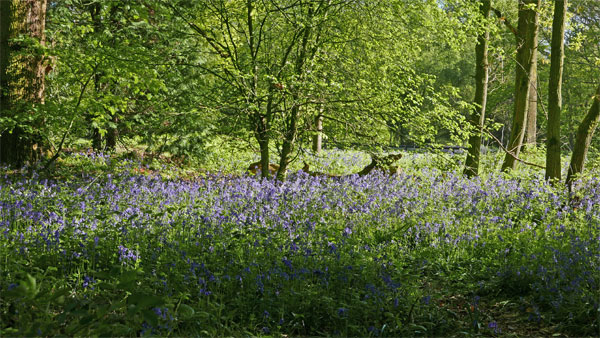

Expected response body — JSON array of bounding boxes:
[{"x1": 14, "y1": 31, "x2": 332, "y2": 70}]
[
  {"x1": 170, "y1": 0, "x2": 335, "y2": 180},
  {"x1": 501, "y1": 0, "x2": 540, "y2": 172}
]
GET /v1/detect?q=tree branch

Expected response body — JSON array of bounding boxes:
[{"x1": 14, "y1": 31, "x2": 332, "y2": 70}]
[
  {"x1": 483, "y1": 125, "x2": 545, "y2": 169},
  {"x1": 163, "y1": 1, "x2": 231, "y2": 59},
  {"x1": 43, "y1": 69, "x2": 96, "y2": 171},
  {"x1": 491, "y1": 7, "x2": 517, "y2": 37}
]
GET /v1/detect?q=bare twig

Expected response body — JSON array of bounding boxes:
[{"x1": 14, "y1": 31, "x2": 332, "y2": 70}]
[
  {"x1": 482, "y1": 125, "x2": 545, "y2": 169},
  {"x1": 43, "y1": 70, "x2": 96, "y2": 171}
]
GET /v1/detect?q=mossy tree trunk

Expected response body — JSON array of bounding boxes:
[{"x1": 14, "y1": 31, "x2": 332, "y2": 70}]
[
  {"x1": 501, "y1": 0, "x2": 540, "y2": 171},
  {"x1": 312, "y1": 107, "x2": 323, "y2": 154},
  {"x1": 565, "y1": 84, "x2": 600, "y2": 186},
  {"x1": 546, "y1": 0, "x2": 567, "y2": 182},
  {"x1": 524, "y1": 58, "x2": 537, "y2": 148},
  {"x1": 0, "y1": 0, "x2": 47, "y2": 166},
  {"x1": 0, "y1": 1, "x2": 10, "y2": 135}
]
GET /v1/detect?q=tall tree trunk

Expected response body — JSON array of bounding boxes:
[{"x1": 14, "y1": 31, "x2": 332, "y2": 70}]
[
  {"x1": 546, "y1": 0, "x2": 567, "y2": 182},
  {"x1": 312, "y1": 106, "x2": 323, "y2": 154},
  {"x1": 252, "y1": 105, "x2": 271, "y2": 179},
  {"x1": 257, "y1": 135, "x2": 269, "y2": 177},
  {"x1": 525, "y1": 59, "x2": 537, "y2": 148},
  {"x1": 501, "y1": 0, "x2": 540, "y2": 171},
  {"x1": 247, "y1": 0, "x2": 272, "y2": 179},
  {"x1": 278, "y1": 101, "x2": 300, "y2": 181},
  {"x1": 0, "y1": 0, "x2": 10, "y2": 120},
  {"x1": 565, "y1": 83, "x2": 600, "y2": 186},
  {"x1": 106, "y1": 115, "x2": 118, "y2": 150},
  {"x1": 254, "y1": 104, "x2": 271, "y2": 179},
  {"x1": 0, "y1": 0, "x2": 47, "y2": 166},
  {"x1": 0, "y1": 0, "x2": 18, "y2": 165},
  {"x1": 464, "y1": 0, "x2": 490, "y2": 178},
  {"x1": 524, "y1": 20, "x2": 539, "y2": 150},
  {"x1": 105, "y1": 5, "x2": 122, "y2": 151},
  {"x1": 277, "y1": 5, "x2": 314, "y2": 181},
  {"x1": 90, "y1": 70, "x2": 102, "y2": 150},
  {"x1": 89, "y1": 2, "x2": 103, "y2": 150},
  {"x1": 91, "y1": 120, "x2": 102, "y2": 150}
]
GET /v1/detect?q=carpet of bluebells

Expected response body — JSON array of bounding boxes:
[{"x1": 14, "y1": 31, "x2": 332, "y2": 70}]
[{"x1": 0, "y1": 154, "x2": 599, "y2": 336}]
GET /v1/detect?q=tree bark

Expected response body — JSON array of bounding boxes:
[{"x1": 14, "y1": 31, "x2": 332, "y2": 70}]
[
  {"x1": 89, "y1": 2, "x2": 103, "y2": 150},
  {"x1": 565, "y1": 83, "x2": 600, "y2": 186},
  {"x1": 276, "y1": 4, "x2": 314, "y2": 181},
  {"x1": 106, "y1": 115, "x2": 118, "y2": 150},
  {"x1": 255, "y1": 108, "x2": 271, "y2": 179},
  {"x1": 464, "y1": 0, "x2": 490, "y2": 178},
  {"x1": 501, "y1": 0, "x2": 540, "y2": 172},
  {"x1": 525, "y1": 59, "x2": 537, "y2": 147},
  {"x1": 246, "y1": 0, "x2": 273, "y2": 179},
  {"x1": 524, "y1": 19, "x2": 539, "y2": 150},
  {"x1": 91, "y1": 122, "x2": 102, "y2": 150},
  {"x1": 0, "y1": 0, "x2": 10, "y2": 117},
  {"x1": 312, "y1": 107, "x2": 323, "y2": 154},
  {"x1": 0, "y1": 0, "x2": 47, "y2": 166},
  {"x1": 546, "y1": 0, "x2": 567, "y2": 181},
  {"x1": 277, "y1": 100, "x2": 300, "y2": 180}
]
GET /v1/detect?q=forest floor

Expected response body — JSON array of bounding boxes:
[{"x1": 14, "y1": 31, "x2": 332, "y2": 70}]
[{"x1": 0, "y1": 151, "x2": 598, "y2": 337}]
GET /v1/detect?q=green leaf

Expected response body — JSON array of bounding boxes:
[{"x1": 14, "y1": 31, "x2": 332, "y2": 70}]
[
  {"x1": 49, "y1": 287, "x2": 70, "y2": 301},
  {"x1": 178, "y1": 304, "x2": 195, "y2": 319}
]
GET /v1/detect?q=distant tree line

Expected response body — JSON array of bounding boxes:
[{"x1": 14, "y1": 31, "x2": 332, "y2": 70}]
[{"x1": 0, "y1": 0, "x2": 598, "y2": 184}]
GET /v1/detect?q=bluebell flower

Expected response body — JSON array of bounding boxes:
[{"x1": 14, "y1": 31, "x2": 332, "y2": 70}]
[
  {"x1": 282, "y1": 257, "x2": 293, "y2": 270},
  {"x1": 488, "y1": 321, "x2": 499, "y2": 334},
  {"x1": 82, "y1": 276, "x2": 95, "y2": 290}
]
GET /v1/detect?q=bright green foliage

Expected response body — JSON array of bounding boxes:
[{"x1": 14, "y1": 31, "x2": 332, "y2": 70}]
[
  {"x1": 45, "y1": 1, "x2": 216, "y2": 157},
  {"x1": 306, "y1": 0, "x2": 479, "y2": 149},
  {"x1": 45, "y1": 0, "x2": 484, "y2": 163},
  {"x1": 561, "y1": 2, "x2": 600, "y2": 156},
  {"x1": 0, "y1": 0, "x2": 594, "y2": 179}
]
